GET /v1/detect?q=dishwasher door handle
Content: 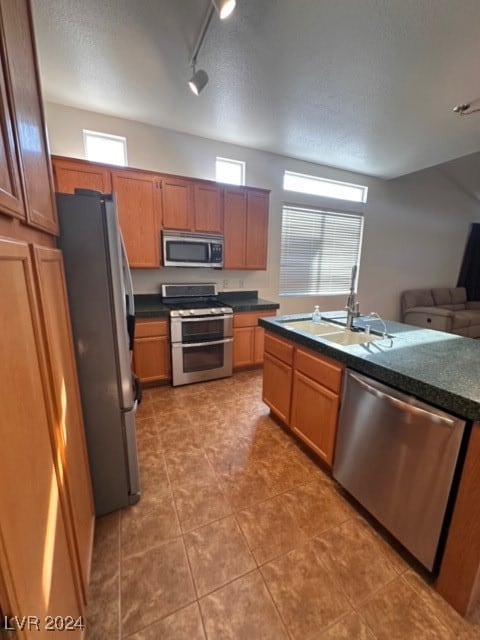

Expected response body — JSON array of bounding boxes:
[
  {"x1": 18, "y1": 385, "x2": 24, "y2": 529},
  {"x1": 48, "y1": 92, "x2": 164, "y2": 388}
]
[{"x1": 349, "y1": 372, "x2": 455, "y2": 427}]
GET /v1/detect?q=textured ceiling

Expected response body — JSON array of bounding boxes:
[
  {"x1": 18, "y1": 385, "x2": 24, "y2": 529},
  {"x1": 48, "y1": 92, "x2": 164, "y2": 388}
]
[{"x1": 32, "y1": 0, "x2": 480, "y2": 178}]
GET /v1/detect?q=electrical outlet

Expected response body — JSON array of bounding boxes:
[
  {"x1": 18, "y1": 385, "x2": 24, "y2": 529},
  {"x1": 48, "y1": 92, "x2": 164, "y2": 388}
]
[
  {"x1": 223, "y1": 279, "x2": 230, "y2": 289},
  {"x1": 239, "y1": 279, "x2": 244, "y2": 288}
]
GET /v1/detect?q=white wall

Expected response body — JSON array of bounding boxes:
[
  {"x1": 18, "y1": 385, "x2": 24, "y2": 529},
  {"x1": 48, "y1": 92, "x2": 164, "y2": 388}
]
[{"x1": 45, "y1": 102, "x2": 478, "y2": 320}]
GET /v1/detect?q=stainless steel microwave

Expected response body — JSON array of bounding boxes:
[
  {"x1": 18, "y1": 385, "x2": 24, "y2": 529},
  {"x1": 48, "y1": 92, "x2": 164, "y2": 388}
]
[{"x1": 162, "y1": 231, "x2": 224, "y2": 268}]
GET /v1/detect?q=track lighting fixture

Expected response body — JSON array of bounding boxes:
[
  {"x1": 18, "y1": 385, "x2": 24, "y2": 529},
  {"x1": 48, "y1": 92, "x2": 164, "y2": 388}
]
[
  {"x1": 212, "y1": 0, "x2": 236, "y2": 20},
  {"x1": 453, "y1": 99, "x2": 480, "y2": 116},
  {"x1": 187, "y1": 0, "x2": 237, "y2": 95},
  {"x1": 189, "y1": 67, "x2": 209, "y2": 95}
]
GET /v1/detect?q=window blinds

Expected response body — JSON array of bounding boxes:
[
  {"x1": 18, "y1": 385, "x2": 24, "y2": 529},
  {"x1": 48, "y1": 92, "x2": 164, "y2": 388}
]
[{"x1": 279, "y1": 206, "x2": 364, "y2": 296}]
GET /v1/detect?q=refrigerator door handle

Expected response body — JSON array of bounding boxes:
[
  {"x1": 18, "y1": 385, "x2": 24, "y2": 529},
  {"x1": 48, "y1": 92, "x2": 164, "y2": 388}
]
[{"x1": 120, "y1": 231, "x2": 135, "y2": 317}]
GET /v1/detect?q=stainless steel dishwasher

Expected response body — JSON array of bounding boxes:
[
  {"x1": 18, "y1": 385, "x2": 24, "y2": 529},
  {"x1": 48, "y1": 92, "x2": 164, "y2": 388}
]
[{"x1": 333, "y1": 370, "x2": 466, "y2": 570}]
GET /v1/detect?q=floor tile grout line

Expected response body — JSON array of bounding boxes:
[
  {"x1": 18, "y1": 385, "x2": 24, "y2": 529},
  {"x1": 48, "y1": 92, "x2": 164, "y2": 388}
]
[
  {"x1": 121, "y1": 445, "x2": 205, "y2": 638},
  {"x1": 257, "y1": 564, "x2": 294, "y2": 640},
  {"x1": 398, "y1": 572, "x2": 470, "y2": 637}
]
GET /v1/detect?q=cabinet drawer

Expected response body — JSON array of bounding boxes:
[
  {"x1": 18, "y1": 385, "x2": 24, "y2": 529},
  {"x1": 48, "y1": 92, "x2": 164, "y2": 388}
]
[
  {"x1": 135, "y1": 319, "x2": 169, "y2": 338},
  {"x1": 295, "y1": 347, "x2": 343, "y2": 393},
  {"x1": 264, "y1": 333, "x2": 294, "y2": 366},
  {"x1": 233, "y1": 310, "x2": 275, "y2": 328}
]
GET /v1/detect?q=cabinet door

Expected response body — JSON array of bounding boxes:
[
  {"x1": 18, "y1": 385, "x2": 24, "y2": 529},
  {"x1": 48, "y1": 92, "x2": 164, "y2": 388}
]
[
  {"x1": 162, "y1": 176, "x2": 193, "y2": 231},
  {"x1": 254, "y1": 326, "x2": 266, "y2": 364},
  {"x1": 194, "y1": 183, "x2": 223, "y2": 233},
  {"x1": 52, "y1": 157, "x2": 112, "y2": 195},
  {"x1": 291, "y1": 371, "x2": 340, "y2": 467},
  {"x1": 224, "y1": 188, "x2": 247, "y2": 269},
  {"x1": 134, "y1": 336, "x2": 171, "y2": 383},
  {"x1": 0, "y1": 28, "x2": 24, "y2": 221},
  {"x1": 262, "y1": 352, "x2": 292, "y2": 424},
  {"x1": 245, "y1": 190, "x2": 268, "y2": 270},
  {"x1": 233, "y1": 326, "x2": 255, "y2": 368},
  {"x1": 111, "y1": 170, "x2": 161, "y2": 268},
  {"x1": 32, "y1": 246, "x2": 94, "y2": 603},
  {"x1": 0, "y1": 238, "x2": 83, "y2": 630},
  {"x1": 1, "y1": 0, "x2": 57, "y2": 234}
]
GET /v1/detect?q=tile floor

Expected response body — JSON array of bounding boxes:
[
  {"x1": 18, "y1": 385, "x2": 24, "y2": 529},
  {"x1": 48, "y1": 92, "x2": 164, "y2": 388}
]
[{"x1": 86, "y1": 370, "x2": 480, "y2": 639}]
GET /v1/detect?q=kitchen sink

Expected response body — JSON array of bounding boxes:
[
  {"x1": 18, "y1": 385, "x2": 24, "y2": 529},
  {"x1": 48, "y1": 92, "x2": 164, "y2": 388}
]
[
  {"x1": 282, "y1": 320, "x2": 343, "y2": 335},
  {"x1": 281, "y1": 319, "x2": 381, "y2": 346},
  {"x1": 321, "y1": 331, "x2": 381, "y2": 346}
]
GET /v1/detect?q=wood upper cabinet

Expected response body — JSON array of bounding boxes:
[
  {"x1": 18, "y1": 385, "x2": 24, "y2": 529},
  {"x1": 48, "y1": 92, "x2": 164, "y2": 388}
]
[
  {"x1": 193, "y1": 182, "x2": 223, "y2": 233},
  {"x1": 224, "y1": 187, "x2": 269, "y2": 270},
  {"x1": 161, "y1": 175, "x2": 193, "y2": 231},
  {"x1": 224, "y1": 188, "x2": 247, "y2": 269},
  {"x1": 112, "y1": 169, "x2": 162, "y2": 268},
  {"x1": 52, "y1": 156, "x2": 112, "y2": 195},
  {"x1": 1, "y1": 0, "x2": 57, "y2": 234},
  {"x1": 162, "y1": 177, "x2": 223, "y2": 234},
  {"x1": 32, "y1": 246, "x2": 94, "y2": 603},
  {"x1": 0, "y1": 32, "x2": 24, "y2": 221},
  {"x1": 0, "y1": 238, "x2": 83, "y2": 629},
  {"x1": 245, "y1": 190, "x2": 268, "y2": 270},
  {"x1": 134, "y1": 319, "x2": 171, "y2": 384}
]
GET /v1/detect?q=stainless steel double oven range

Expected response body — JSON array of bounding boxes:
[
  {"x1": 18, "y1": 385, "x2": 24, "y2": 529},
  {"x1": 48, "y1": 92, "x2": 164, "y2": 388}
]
[{"x1": 161, "y1": 284, "x2": 233, "y2": 386}]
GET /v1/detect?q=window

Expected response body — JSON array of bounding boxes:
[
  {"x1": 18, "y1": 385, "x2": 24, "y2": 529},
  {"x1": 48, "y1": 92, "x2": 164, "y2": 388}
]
[
  {"x1": 216, "y1": 157, "x2": 245, "y2": 185},
  {"x1": 283, "y1": 170, "x2": 368, "y2": 203},
  {"x1": 83, "y1": 130, "x2": 127, "y2": 166},
  {"x1": 279, "y1": 205, "x2": 364, "y2": 296}
]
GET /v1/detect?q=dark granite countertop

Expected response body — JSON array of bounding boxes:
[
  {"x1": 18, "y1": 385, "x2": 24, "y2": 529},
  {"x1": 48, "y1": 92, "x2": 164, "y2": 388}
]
[
  {"x1": 134, "y1": 291, "x2": 279, "y2": 317},
  {"x1": 218, "y1": 291, "x2": 279, "y2": 312},
  {"x1": 259, "y1": 312, "x2": 480, "y2": 421},
  {"x1": 134, "y1": 294, "x2": 170, "y2": 319}
]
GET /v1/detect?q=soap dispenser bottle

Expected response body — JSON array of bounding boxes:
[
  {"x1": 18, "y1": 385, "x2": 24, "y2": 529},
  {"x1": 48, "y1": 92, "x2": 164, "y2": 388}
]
[{"x1": 312, "y1": 305, "x2": 322, "y2": 323}]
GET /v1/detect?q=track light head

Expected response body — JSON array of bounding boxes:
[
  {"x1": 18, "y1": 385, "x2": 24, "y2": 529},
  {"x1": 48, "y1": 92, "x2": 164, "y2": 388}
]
[
  {"x1": 189, "y1": 68, "x2": 209, "y2": 95},
  {"x1": 213, "y1": 0, "x2": 236, "y2": 20}
]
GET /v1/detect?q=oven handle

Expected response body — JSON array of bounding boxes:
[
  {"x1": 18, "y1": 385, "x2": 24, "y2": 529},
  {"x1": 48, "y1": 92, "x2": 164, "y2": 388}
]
[
  {"x1": 171, "y1": 315, "x2": 232, "y2": 323},
  {"x1": 172, "y1": 337, "x2": 233, "y2": 349}
]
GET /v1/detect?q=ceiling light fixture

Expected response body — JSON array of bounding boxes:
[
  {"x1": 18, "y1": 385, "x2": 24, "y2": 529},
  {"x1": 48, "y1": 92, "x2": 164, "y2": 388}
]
[
  {"x1": 189, "y1": 67, "x2": 209, "y2": 96},
  {"x1": 453, "y1": 100, "x2": 480, "y2": 116},
  {"x1": 187, "y1": 1, "x2": 237, "y2": 96},
  {"x1": 212, "y1": 0, "x2": 236, "y2": 20}
]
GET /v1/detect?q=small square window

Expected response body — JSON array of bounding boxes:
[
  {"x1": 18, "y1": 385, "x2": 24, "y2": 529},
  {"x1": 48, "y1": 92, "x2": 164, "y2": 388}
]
[
  {"x1": 216, "y1": 157, "x2": 245, "y2": 185},
  {"x1": 83, "y1": 130, "x2": 127, "y2": 166}
]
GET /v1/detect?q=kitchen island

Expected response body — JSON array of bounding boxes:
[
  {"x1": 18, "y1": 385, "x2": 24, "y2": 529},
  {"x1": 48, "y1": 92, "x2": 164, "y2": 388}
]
[{"x1": 260, "y1": 312, "x2": 480, "y2": 618}]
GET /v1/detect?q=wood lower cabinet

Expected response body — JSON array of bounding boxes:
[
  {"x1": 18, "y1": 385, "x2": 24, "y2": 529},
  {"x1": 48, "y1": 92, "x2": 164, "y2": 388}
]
[
  {"x1": 52, "y1": 157, "x2": 112, "y2": 195},
  {"x1": 262, "y1": 333, "x2": 295, "y2": 423},
  {"x1": 0, "y1": 238, "x2": 84, "y2": 632},
  {"x1": 263, "y1": 333, "x2": 344, "y2": 467},
  {"x1": 111, "y1": 170, "x2": 162, "y2": 268},
  {"x1": 291, "y1": 371, "x2": 340, "y2": 466},
  {"x1": 233, "y1": 310, "x2": 276, "y2": 368},
  {"x1": 291, "y1": 347, "x2": 343, "y2": 467},
  {"x1": 32, "y1": 246, "x2": 94, "y2": 602},
  {"x1": 134, "y1": 319, "x2": 171, "y2": 384}
]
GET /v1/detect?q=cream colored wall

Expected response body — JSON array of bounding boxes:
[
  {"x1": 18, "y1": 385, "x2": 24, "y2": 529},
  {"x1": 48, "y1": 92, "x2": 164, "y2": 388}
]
[{"x1": 45, "y1": 102, "x2": 477, "y2": 320}]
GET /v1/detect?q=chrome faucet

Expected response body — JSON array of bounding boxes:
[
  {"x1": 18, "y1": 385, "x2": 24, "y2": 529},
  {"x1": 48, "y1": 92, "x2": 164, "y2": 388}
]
[{"x1": 345, "y1": 265, "x2": 360, "y2": 329}]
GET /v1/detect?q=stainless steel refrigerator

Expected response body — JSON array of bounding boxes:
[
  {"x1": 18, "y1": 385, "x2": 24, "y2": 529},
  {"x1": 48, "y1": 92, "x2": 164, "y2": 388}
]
[{"x1": 57, "y1": 191, "x2": 141, "y2": 516}]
